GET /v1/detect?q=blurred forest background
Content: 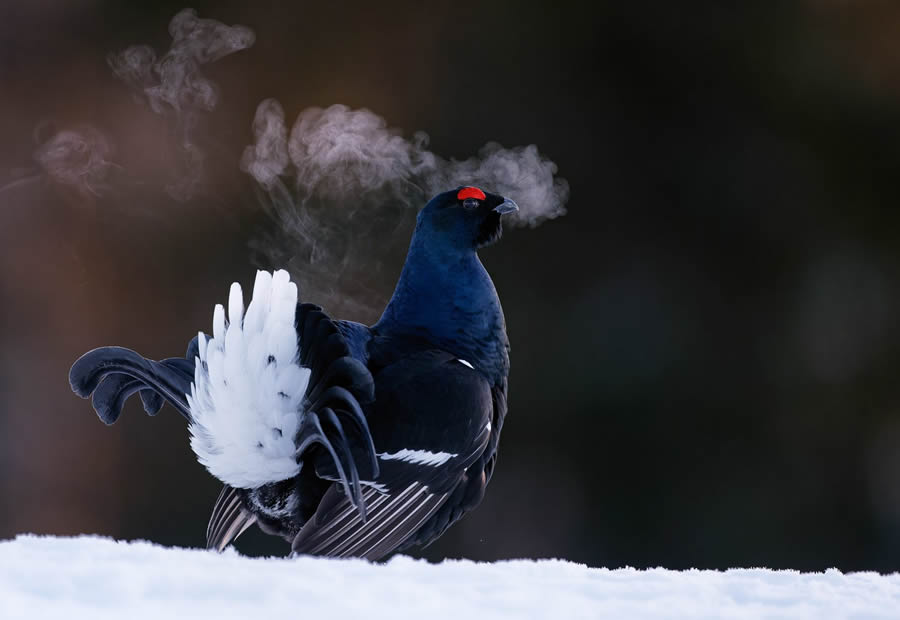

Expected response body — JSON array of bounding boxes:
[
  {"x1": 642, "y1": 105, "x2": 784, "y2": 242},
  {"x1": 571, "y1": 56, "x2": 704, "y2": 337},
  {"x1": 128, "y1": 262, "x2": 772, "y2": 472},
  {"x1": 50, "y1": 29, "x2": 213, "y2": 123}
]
[{"x1": 3, "y1": 0, "x2": 900, "y2": 571}]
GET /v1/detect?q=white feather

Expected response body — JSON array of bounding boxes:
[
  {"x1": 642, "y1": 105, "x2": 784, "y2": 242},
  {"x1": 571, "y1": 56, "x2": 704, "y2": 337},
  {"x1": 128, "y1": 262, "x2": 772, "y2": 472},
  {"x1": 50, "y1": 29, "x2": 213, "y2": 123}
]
[
  {"x1": 187, "y1": 269, "x2": 310, "y2": 489},
  {"x1": 360, "y1": 481, "x2": 389, "y2": 493},
  {"x1": 377, "y1": 449, "x2": 457, "y2": 467}
]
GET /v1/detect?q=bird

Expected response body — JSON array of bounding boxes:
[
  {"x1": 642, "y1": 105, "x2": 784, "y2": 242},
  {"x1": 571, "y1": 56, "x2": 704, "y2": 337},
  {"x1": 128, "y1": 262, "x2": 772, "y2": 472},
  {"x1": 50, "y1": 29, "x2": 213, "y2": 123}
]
[{"x1": 69, "y1": 185, "x2": 517, "y2": 560}]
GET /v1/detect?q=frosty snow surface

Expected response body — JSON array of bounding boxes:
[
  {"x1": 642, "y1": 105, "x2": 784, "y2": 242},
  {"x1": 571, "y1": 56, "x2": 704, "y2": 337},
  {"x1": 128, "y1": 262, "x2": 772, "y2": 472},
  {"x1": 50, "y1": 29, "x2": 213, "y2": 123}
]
[{"x1": 2, "y1": 535, "x2": 899, "y2": 619}]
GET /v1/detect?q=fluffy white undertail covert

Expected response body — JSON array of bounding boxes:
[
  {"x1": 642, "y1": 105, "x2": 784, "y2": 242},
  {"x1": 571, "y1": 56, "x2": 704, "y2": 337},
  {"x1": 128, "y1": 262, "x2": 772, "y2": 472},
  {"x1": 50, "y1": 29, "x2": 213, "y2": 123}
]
[{"x1": 187, "y1": 270, "x2": 309, "y2": 488}]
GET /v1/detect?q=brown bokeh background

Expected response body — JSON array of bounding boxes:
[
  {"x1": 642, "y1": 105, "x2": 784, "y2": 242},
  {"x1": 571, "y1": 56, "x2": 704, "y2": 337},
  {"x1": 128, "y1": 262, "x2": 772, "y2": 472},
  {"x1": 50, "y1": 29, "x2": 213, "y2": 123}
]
[{"x1": 3, "y1": 0, "x2": 900, "y2": 570}]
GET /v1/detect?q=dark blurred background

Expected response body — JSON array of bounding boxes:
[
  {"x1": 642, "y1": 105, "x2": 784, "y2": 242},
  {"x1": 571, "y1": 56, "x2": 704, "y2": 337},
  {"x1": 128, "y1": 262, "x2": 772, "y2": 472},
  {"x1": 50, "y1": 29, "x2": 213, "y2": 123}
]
[{"x1": 3, "y1": 0, "x2": 900, "y2": 572}]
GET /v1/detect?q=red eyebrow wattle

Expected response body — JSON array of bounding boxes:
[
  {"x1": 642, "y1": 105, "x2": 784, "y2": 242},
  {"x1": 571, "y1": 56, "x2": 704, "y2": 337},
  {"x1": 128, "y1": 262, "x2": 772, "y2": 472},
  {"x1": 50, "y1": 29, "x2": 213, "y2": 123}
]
[{"x1": 457, "y1": 187, "x2": 486, "y2": 201}]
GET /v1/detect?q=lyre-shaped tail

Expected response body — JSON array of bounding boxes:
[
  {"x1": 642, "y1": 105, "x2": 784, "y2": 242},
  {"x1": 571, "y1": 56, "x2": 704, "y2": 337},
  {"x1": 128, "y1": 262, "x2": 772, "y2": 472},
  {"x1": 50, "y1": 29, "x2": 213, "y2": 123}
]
[{"x1": 69, "y1": 339, "x2": 199, "y2": 424}]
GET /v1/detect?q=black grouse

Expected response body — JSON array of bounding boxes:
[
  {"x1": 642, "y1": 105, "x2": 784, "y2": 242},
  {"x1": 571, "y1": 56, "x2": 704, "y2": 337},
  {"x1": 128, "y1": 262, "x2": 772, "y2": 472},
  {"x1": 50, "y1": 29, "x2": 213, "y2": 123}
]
[{"x1": 70, "y1": 186, "x2": 517, "y2": 560}]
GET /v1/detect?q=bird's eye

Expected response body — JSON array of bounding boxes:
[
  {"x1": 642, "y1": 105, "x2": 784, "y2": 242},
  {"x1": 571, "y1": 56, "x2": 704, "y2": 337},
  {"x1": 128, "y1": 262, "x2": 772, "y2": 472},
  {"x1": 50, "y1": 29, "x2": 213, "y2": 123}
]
[{"x1": 462, "y1": 198, "x2": 480, "y2": 209}]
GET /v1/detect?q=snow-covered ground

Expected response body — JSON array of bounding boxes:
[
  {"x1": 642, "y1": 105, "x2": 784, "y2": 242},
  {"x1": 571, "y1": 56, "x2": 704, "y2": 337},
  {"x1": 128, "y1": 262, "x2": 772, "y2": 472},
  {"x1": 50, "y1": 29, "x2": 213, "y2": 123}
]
[{"x1": 1, "y1": 535, "x2": 898, "y2": 619}]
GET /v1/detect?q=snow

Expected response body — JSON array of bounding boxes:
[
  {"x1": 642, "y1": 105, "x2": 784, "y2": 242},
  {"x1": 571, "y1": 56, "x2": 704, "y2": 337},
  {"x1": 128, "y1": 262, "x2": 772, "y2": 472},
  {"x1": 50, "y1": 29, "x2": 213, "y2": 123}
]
[{"x1": 1, "y1": 535, "x2": 899, "y2": 619}]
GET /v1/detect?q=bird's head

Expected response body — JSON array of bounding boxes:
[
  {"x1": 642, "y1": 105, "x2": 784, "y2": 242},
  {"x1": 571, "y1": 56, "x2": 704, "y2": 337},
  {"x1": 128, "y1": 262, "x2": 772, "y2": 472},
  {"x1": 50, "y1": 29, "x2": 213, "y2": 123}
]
[{"x1": 415, "y1": 186, "x2": 519, "y2": 253}]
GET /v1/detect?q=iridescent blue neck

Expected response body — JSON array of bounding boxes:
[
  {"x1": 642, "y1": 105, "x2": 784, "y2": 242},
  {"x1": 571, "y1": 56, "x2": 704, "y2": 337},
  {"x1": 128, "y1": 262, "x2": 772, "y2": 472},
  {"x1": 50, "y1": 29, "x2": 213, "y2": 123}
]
[{"x1": 374, "y1": 228, "x2": 508, "y2": 376}]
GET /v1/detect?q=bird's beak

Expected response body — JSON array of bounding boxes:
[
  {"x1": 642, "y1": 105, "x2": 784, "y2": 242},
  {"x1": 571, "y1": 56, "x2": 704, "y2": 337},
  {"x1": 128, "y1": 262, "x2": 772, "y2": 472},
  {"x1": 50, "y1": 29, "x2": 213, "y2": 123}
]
[{"x1": 493, "y1": 198, "x2": 519, "y2": 215}]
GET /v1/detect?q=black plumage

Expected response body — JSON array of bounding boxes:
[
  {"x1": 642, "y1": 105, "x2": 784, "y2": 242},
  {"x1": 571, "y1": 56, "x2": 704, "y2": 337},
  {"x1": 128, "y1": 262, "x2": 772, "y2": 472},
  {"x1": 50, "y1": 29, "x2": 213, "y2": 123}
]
[{"x1": 70, "y1": 186, "x2": 517, "y2": 560}]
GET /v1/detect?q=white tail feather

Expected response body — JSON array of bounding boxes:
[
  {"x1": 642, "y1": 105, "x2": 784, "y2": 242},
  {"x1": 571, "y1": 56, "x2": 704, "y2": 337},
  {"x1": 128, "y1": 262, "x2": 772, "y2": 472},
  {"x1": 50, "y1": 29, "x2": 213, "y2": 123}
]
[{"x1": 187, "y1": 269, "x2": 310, "y2": 489}]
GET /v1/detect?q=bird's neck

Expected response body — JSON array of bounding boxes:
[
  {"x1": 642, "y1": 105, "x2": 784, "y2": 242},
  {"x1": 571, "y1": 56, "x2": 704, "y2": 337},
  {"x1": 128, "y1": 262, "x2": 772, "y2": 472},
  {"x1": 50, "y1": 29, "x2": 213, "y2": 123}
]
[{"x1": 375, "y1": 235, "x2": 508, "y2": 374}]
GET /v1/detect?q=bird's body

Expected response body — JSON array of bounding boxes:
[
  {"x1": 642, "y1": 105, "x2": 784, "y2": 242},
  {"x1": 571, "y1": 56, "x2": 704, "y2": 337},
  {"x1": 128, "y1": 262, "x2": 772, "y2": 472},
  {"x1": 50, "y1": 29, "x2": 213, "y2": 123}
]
[{"x1": 70, "y1": 187, "x2": 516, "y2": 560}]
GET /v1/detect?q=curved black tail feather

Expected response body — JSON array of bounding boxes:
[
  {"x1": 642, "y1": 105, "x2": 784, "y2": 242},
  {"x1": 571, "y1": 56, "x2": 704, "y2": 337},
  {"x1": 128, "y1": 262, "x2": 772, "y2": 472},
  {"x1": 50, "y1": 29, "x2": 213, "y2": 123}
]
[
  {"x1": 69, "y1": 340, "x2": 198, "y2": 424},
  {"x1": 295, "y1": 303, "x2": 378, "y2": 522}
]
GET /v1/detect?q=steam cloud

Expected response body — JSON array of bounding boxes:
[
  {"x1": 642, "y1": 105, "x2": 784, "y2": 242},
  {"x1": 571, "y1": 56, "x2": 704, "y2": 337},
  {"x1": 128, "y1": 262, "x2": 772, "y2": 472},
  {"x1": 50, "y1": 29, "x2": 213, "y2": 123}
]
[
  {"x1": 33, "y1": 125, "x2": 115, "y2": 195},
  {"x1": 242, "y1": 101, "x2": 569, "y2": 320},
  {"x1": 20, "y1": 7, "x2": 567, "y2": 321},
  {"x1": 108, "y1": 8, "x2": 255, "y2": 200},
  {"x1": 242, "y1": 102, "x2": 569, "y2": 228}
]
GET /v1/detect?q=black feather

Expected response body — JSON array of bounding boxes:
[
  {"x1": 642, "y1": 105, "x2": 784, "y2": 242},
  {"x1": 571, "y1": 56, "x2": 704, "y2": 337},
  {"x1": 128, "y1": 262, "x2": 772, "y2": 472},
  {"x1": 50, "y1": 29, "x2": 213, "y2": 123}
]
[{"x1": 69, "y1": 346, "x2": 196, "y2": 422}]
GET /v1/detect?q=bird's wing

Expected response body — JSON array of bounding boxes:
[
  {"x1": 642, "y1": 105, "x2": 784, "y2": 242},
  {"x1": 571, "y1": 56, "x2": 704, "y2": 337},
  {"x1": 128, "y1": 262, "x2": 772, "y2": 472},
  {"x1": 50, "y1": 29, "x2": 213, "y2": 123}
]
[
  {"x1": 399, "y1": 376, "x2": 508, "y2": 551},
  {"x1": 292, "y1": 350, "x2": 493, "y2": 560},
  {"x1": 291, "y1": 435, "x2": 490, "y2": 560},
  {"x1": 483, "y1": 376, "x2": 508, "y2": 483},
  {"x1": 290, "y1": 481, "x2": 448, "y2": 560}
]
